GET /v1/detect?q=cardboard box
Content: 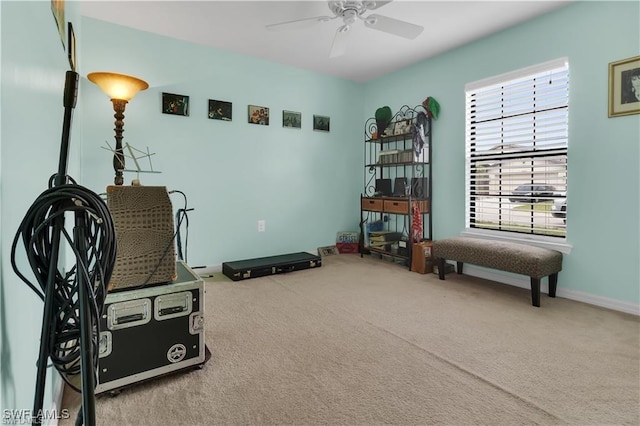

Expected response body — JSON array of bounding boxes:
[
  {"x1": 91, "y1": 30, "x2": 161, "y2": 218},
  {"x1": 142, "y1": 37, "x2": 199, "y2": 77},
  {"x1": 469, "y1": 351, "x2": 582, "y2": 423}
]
[{"x1": 411, "y1": 241, "x2": 434, "y2": 274}]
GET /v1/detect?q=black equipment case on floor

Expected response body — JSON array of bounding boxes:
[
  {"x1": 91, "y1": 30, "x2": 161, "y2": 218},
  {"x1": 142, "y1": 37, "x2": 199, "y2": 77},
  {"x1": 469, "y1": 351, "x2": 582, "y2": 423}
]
[
  {"x1": 95, "y1": 261, "x2": 206, "y2": 394},
  {"x1": 222, "y1": 252, "x2": 321, "y2": 281}
]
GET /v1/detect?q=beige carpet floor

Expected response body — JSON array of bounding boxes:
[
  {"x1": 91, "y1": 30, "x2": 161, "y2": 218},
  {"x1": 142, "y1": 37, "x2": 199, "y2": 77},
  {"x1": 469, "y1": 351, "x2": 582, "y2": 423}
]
[{"x1": 62, "y1": 254, "x2": 640, "y2": 425}]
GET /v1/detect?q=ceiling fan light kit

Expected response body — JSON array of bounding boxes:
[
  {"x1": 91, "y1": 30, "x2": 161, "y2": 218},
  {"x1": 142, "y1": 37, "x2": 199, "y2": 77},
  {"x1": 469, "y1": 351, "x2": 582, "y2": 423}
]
[
  {"x1": 342, "y1": 9, "x2": 357, "y2": 25},
  {"x1": 266, "y1": 0, "x2": 424, "y2": 57}
]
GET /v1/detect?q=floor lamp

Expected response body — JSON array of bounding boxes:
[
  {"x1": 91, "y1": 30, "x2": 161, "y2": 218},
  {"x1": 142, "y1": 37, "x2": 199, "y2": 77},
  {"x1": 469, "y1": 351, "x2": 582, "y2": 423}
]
[{"x1": 87, "y1": 72, "x2": 148, "y2": 185}]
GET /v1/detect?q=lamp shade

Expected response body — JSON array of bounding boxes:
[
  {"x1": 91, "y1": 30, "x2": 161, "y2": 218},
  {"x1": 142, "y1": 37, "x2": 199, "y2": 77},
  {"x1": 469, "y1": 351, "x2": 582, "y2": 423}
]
[{"x1": 87, "y1": 72, "x2": 149, "y2": 101}]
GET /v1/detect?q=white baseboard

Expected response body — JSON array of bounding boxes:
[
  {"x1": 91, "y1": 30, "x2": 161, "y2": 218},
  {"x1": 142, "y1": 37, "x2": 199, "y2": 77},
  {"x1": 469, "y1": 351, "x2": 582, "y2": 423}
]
[
  {"x1": 463, "y1": 265, "x2": 640, "y2": 316},
  {"x1": 191, "y1": 264, "x2": 221, "y2": 277},
  {"x1": 556, "y1": 288, "x2": 640, "y2": 316},
  {"x1": 196, "y1": 259, "x2": 638, "y2": 315},
  {"x1": 46, "y1": 373, "x2": 66, "y2": 426}
]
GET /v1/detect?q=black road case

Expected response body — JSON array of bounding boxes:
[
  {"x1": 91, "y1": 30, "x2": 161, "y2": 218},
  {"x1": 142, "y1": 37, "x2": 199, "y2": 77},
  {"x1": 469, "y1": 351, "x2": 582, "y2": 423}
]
[
  {"x1": 95, "y1": 261, "x2": 206, "y2": 394},
  {"x1": 222, "y1": 252, "x2": 321, "y2": 281}
]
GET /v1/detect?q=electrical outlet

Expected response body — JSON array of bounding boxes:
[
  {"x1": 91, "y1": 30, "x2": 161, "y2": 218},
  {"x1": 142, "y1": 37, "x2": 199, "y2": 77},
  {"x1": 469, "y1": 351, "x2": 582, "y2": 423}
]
[{"x1": 258, "y1": 220, "x2": 266, "y2": 232}]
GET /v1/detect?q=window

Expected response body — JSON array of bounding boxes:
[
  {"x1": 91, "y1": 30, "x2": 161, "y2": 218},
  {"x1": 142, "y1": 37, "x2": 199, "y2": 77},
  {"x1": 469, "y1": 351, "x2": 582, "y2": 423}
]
[{"x1": 465, "y1": 58, "x2": 568, "y2": 239}]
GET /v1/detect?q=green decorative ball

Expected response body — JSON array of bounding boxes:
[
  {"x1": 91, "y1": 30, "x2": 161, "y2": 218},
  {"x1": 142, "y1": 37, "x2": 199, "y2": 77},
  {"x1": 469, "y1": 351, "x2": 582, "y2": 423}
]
[{"x1": 375, "y1": 106, "x2": 392, "y2": 122}]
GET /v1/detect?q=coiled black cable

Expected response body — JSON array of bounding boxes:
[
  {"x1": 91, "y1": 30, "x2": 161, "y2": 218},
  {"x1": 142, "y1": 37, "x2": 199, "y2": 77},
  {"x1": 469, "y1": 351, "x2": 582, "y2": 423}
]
[
  {"x1": 170, "y1": 190, "x2": 192, "y2": 263},
  {"x1": 11, "y1": 179, "x2": 117, "y2": 392}
]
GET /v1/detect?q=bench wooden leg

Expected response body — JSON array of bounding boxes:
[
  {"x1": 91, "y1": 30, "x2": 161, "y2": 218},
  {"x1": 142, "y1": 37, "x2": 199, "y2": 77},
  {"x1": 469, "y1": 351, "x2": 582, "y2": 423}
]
[
  {"x1": 437, "y1": 258, "x2": 445, "y2": 280},
  {"x1": 530, "y1": 278, "x2": 541, "y2": 307},
  {"x1": 456, "y1": 262, "x2": 463, "y2": 275},
  {"x1": 548, "y1": 273, "x2": 558, "y2": 298}
]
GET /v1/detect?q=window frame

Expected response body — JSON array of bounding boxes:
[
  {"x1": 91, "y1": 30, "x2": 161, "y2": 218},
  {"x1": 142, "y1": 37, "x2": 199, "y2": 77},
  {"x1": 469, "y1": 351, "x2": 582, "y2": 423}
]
[{"x1": 463, "y1": 58, "x2": 572, "y2": 254}]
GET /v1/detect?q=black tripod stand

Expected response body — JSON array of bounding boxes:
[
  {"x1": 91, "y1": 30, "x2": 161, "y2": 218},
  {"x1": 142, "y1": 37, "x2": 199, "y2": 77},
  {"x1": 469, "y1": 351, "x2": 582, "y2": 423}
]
[{"x1": 11, "y1": 71, "x2": 117, "y2": 426}]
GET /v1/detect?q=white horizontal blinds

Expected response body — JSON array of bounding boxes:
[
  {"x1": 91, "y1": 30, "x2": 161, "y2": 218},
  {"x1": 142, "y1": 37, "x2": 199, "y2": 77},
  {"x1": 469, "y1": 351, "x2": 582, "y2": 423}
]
[{"x1": 465, "y1": 59, "x2": 569, "y2": 237}]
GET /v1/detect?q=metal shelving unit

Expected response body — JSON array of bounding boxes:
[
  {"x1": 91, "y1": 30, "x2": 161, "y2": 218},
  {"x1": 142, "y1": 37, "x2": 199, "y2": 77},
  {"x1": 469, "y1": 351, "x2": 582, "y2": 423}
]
[{"x1": 359, "y1": 105, "x2": 432, "y2": 267}]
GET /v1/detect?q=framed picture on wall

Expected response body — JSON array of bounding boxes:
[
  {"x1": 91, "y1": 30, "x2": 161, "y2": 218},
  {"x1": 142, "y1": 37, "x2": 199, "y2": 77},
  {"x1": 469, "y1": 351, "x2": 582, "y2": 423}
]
[
  {"x1": 313, "y1": 115, "x2": 330, "y2": 132},
  {"x1": 162, "y1": 93, "x2": 190, "y2": 116},
  {"x1": 208, "y1": 99, "x2": 232, "y2": 121},
  {"x1": 248, "y1": 105, "x2": 269, "y2": 125},
  {"x1": 608, "y1": 55, "x2": 640, "y2": 117},
  {"x1": 283, "y1": 110, "x2": 301, "y2": 128},
  {"x1": 67, "y1": 22, "x2": 76, "y2": 71}
]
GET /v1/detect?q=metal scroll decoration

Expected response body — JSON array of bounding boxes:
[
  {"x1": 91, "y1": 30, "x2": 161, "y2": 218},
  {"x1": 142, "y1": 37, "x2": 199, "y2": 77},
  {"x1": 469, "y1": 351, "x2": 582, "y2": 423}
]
[
  {"x1": 363, "y1": 105, "x2": 431, "y2": 197},
  {"x1": 365, "y1": 166, "x2": 377, "y2": 196},
  {"x1": 364, "y1": 105, "x2": 430, "y2": 140}
]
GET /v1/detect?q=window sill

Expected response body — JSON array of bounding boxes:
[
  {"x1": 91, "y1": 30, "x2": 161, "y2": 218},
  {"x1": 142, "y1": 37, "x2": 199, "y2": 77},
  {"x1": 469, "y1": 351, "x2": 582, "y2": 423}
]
[{"x1": 460, "y1": 228, "x2": 572, "y2": 255}]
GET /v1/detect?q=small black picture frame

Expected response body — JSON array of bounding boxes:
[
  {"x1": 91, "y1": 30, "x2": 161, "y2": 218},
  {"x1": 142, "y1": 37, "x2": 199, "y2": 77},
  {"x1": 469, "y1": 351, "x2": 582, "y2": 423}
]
[
  {"x1": 162, "y1": 93, "x2": 189, "y2": 116},
  {"x1": 313, "y1": 115, "x2": 330, "y2": 132},
  {"x1": 67, "y1": 22, "x2": 76, "y2": 71},
  {"x1": 248, "y1": 105, "x2": 269, "y2": 125},
  {"x1": 208, "y1": 99, "x2": 232, "y2": 121},
  {"x1": 283, "y1": 110, "x2": 301, "y2": 129}
]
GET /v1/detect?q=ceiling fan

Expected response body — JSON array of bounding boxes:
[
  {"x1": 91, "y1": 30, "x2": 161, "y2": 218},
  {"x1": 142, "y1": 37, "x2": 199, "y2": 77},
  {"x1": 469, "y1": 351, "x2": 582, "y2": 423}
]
[{"x1": 266, "y1": 1, "x2": 424, "y2": 58}]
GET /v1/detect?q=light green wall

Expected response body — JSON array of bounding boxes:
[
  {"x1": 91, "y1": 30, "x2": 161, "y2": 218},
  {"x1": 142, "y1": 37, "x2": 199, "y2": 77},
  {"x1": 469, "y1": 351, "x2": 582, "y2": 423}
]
[
  {"x1": 364, "y1": 1, "x2": 640, "y2": 305},
  {"x1": 80, "y1": 18, "x2": 364, "y2": 266},
  {"x1": 1, "y1": 0, "x2": 81, "y2": 416},
  {"x1": 2, "y1": 0, "x2": 638, "y2": 419}
]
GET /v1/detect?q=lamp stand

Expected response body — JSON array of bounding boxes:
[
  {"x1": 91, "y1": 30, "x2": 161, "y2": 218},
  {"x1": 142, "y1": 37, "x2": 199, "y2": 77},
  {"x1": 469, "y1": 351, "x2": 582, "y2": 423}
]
[
  {"x1": 87, "y1": 72, "x2": 148, "y2": 185},
  {"x1": 111, "y1": 99, "x2": 128, "y2": 186}
]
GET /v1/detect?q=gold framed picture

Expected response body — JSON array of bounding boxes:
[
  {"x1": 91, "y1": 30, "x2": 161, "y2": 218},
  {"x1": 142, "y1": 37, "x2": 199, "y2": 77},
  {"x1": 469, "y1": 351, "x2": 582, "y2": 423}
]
[
  {"x1": 608, "y1": 55, "x2": 640, "y2": 117},
  {"x1": 317, "y1": 246, "x2": 339, "y2": 256}
]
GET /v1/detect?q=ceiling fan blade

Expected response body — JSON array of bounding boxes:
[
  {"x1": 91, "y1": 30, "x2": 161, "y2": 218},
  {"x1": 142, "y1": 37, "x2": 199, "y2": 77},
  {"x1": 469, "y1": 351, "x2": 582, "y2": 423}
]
[
  {"x1": 329, "y1": 25, "x2": 350, "y2": 58},
  {"x1": 364, "y1": 14, "x2": 424, "y2": 39},
  {"x1": 266, "y1": 15, "x2": 335, "y2": 31},
  {"x1": 366, "y1": 1, "x2": 393, "y2": 10}
]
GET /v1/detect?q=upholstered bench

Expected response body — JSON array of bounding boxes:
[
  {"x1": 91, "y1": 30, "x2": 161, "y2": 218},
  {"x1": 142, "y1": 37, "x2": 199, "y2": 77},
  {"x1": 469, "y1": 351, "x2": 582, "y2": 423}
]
[{"x1": 433, "y1": 237, "x2": 563, "y2": 307}]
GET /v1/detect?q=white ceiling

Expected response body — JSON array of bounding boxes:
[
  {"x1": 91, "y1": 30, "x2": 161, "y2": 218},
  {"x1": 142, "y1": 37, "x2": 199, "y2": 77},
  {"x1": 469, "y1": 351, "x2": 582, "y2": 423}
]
[{"x1": 79, "y1": 0, "x2": 572, "y2": 83}]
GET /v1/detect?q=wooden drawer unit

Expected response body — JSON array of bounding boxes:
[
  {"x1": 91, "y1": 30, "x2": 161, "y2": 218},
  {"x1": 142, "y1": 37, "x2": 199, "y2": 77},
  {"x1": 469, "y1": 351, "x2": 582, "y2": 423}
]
[
  {"x1": 361, "y1": 197, "x2": 383, "y2": 212},
  {"x1": 414, "y1": 199, "x2": 430, "y2": 213},
  {"x1": 383, "y1": 199, "x2": 430, "y2": 214},
  {"x1": 383, "y1": 199, "x2": 409, "y2": 214}
]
